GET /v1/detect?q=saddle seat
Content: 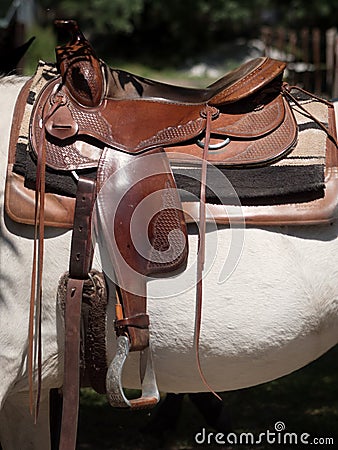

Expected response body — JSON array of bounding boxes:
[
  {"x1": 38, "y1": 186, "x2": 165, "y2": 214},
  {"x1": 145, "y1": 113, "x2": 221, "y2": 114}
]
[{"x1": 105, "y1": 56, "x2": 286, "y2": 105}]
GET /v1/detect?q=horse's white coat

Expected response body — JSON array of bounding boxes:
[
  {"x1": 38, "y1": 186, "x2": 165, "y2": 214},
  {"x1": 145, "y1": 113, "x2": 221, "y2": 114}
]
[{"x1": 0, "y1": 77, "x2": 337, "y2": 449}]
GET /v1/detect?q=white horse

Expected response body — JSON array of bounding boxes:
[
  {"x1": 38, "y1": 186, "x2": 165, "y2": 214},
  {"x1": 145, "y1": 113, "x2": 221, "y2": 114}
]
[{"x1": 0, "y1": 75, "x2": 337, "y2": 449}]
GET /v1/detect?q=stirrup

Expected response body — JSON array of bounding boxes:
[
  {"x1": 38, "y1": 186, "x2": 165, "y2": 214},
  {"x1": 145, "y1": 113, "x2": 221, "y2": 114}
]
[{"x1": 106, "y1": 335, "x2": 160, "y2": 409}]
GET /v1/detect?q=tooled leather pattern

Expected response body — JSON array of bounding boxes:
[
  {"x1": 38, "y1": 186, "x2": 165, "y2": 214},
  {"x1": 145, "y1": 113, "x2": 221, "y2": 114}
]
[
  {"x1": 32, "y1": 80, "x2": 213, "y2": 171},
  {"x1": 68, "y1": 101, "x2": 112, "y2": 141},
  {"x1": 220, "y1": 100, "x2": 297, "y2": 165},
  {"x1": 139, "y1": 118, "x2": 205, "y2": 151},
  {"x1": 56, "y1": 38, "x2": 103, "y2": 108},
  {"x1": 95, "y1": 147, "x2": 188, "y2": 275},
  {"x1": 147, "y1": 181, "x2": 187, "y2": 271},
  {"x1": 213, "y1": 95, "x2": 284, "y2": 137}
]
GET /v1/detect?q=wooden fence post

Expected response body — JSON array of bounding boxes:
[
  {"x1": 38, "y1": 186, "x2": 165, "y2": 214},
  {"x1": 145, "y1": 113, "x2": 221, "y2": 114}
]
[
  {"x1": 289, "y1": 30, "x2": 298, "y2": 85},
  {"x1": 312, "y1": 28, "x2": 321, "y2": 94},
  {"x1": 260, "y1": 26, "x2": 337, "y2": 97},
  {"x1": 301, "y1": 28, "x2": 310, "y2": 89},
  {"x1": 326, "y1": 28, "x2": 337, "y2": 97},
  {"x1": 334, "y1": 35, "x2": 338, "y2": 99}
]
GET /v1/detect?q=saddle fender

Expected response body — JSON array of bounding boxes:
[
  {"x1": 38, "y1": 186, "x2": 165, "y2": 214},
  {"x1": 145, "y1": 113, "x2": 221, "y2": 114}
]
[{"x1": 94, "y1": 146, "x2": 188, "y2": 408}]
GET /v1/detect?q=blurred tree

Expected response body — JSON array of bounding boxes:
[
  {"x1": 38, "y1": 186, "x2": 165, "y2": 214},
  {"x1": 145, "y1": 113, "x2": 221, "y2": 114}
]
[
  {"x1": 38, "y1": 0, "x2": 144, "y2": 33},
  {"x1": 37, "y1": 0, "x2": 270, "y2": 62},
  {"x1": 34, "y1": 0, "x2": 338, "y2": 65},
  {"x1": 269, "y1": 0, "x2": 338, "y2": 28},
  {"x1": 62, "y1": 0, "x2": 143, "y2": 34},
  {"x1": 37, "y1": 0, "x2": 338, "y2": 34}
]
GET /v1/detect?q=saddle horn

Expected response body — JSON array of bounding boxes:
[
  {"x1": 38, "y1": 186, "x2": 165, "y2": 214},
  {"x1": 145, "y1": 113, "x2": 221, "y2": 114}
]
[{"x1": 54, "y1": 19, "x2": 104, "y2": 107}]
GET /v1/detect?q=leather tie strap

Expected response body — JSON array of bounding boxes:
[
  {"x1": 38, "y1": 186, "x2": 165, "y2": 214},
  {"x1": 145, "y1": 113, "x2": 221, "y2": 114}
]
[
  {"x1": 58, "y1": 277, "x2": 84, "y2": 450},
  {"x1": 59, "y1": 176, "x2": 96, "y2": 450},
  {"x1": 282, "y1": 83, "x2": 338, "y2": 148},
  {"x1": 195, "y1": 108, "x2": 222, "y2": 401},
  {"x1": 28, "y1": 96, "x2": 68, "y2": 419}
]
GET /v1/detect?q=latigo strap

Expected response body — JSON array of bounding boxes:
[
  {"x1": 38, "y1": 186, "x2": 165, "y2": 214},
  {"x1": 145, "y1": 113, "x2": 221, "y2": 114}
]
[{"x1": 59, "y1": 177, "x2": 96, "y2": 450}]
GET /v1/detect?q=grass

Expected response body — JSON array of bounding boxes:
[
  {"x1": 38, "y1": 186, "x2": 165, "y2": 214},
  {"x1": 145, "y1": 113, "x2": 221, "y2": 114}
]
[{"x1": 77, "y1": 345, "x2": 338, "y2": 449}]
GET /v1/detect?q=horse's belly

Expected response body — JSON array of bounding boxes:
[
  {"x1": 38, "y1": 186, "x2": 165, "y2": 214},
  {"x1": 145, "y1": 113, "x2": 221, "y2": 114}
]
[{"x1": 121, "y1": 225, "x2": 338, "y2": 392}]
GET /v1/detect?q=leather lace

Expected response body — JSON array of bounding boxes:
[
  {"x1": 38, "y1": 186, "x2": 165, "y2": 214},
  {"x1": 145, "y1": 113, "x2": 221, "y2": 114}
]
[
  {"x1": 282, "y1": 83, "x2": 338, "y2": 148},
  {"x1": 195, "y1": 108, "x2": 222, "y2": 402},
  {"x1": 28, "y1": 96, "x2": 65, "y2": 421}
]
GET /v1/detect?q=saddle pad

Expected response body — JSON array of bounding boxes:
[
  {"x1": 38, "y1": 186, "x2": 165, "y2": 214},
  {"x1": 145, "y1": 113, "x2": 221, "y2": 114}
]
[{"x1": 5, "y1": 62, "x2": 76, "y2": 228}]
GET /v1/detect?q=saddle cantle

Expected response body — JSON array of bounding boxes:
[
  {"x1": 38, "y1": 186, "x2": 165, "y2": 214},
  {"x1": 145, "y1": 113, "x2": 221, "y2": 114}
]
[{"x1": 4, "y1": 18, "x2": 338, "y2": 450}]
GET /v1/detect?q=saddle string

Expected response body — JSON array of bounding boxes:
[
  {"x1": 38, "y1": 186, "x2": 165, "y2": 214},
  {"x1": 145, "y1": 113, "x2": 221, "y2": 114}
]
[
  {"x1": 28, "y1": 96, "x2": 65, "y2": 420},
  {"x1": 195, "y1": 108, "x2": 222, "y2": 402},
  {"x1": 282, "y1": 84, "x2": 338, "y2": 148}
]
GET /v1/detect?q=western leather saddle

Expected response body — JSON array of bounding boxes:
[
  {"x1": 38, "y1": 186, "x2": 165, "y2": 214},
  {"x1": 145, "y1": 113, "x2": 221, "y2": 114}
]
[{"x1": 4, "y1": 19, "x2": 338, "y2": 450}]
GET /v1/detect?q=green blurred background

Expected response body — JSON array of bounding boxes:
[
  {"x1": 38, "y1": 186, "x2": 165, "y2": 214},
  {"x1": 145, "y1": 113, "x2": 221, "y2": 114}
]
[{"x1": 1, "y1": 0, "x2": 338, "y2": 96}]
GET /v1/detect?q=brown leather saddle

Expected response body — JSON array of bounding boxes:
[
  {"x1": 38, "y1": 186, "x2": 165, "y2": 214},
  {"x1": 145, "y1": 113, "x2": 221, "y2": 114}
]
[
  {"x1": 30, "y1": 39, "x2": 291, "y2": 170},
  {"x1": 4, "y1": 19, "x2": 338, "y2": 450},
  {"x1": 6, "y1": 27, "x2": 337, "y2": 228}
]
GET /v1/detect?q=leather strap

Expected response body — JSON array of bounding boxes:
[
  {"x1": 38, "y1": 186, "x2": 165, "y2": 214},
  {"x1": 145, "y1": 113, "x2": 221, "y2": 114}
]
[
  {"x1": 58, "y1": 277, "x2": 84, "y2": 450},
  {"x1": 115, "y1": 313, "x2": 150, "y2": 330},
  {"x1": 195, "y1": 108, "x2": 222, "y2": 401},
  {"x1": 282, "y1": 83, "x2": 338, "y2": 147},
  {"x1": 59, "y1": 176, "x2": 96, "y2": 450},
  {"x1": 69, "y1": 179, "x2": 96, "y2": 279},
  {"x1": 28, "y1": 96, "x2": 67, "y2": 419}
]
